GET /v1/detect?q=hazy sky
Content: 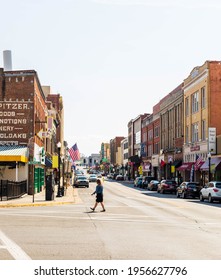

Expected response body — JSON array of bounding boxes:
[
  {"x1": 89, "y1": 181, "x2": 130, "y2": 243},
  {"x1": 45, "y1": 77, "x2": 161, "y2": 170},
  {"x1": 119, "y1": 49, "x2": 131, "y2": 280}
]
[{"x1": 1, "y1": 0, "x2": 221, "y2": 156}]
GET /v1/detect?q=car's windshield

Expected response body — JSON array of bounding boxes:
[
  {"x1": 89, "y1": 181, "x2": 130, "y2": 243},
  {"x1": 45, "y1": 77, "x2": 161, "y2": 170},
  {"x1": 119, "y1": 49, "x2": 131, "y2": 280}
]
[
  {"x1": 188, "y1": 184, "x2": 197, "y2": 188},
  {"x1": 166, "y1": 181, "x2": 176, "y2": 184},
  {"x1": 78, "y1": 176, "x2": 87, "y2": 180},
  {"x1": 216, "y1": 183, "x2": 221, "y2": 188}
]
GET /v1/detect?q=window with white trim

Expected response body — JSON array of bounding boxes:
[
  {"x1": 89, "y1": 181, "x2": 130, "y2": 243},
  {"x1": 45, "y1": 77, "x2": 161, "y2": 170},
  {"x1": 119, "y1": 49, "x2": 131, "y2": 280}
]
[
  {"x1": 191, "y1": 91, "x2": 199, "y2": 113},
  {"x1": 185, "y1": 126, "x2": 189, "y2": 143},
  {"x1": 185, "y1": 97, "x2": 189, "y2": 116},
  {"x1": 192, "y1": 122, "x2": 199, "y2": 142},
  {"x1": 201, "y1": 119, "x2": 206, "y2": 141},
  {"x1": 201, "y1": 86, "x2": 206, "y2": 108}
]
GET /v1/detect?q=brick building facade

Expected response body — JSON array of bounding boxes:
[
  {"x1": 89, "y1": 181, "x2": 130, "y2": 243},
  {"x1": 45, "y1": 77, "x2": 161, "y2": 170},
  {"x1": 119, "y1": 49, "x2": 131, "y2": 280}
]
[{"x1": 0, "y1": 69, "x2": 63, "y2": 194}]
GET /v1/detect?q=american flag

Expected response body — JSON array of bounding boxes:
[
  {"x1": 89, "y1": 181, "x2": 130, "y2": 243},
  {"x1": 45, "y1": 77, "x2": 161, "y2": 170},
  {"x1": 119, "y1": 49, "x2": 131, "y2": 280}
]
[
  {"x1": 194, "y1": 154, "x2": 203, "y2": 170},
  {"x1": 160, "y1": 159, "x2": 166, "y2": 167},
  {"x1": 68, "y1": 143, "x2": 80, "y2": 162}
]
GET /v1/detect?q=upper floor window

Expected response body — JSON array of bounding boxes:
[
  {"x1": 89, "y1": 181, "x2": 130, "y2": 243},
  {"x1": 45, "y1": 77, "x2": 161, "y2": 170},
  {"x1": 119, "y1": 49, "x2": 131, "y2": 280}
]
[
  {"x1": 201, "y1": 86, "x2": 206, "y2": 108},
  {"x1": 148, "y1": 129, "x2": 153, "y2": 141},
  {"x1": 185, "y1": 125, "x2": 189, "y2": 143},
  {"x1": 185, "y1": 97, "x2": 189, "y2": 116},
  {"x1": 154, "y1": 142, "x2": 160, "y2": 154},
  {"x1": 201, "y1": 119, "x2": 206, "y2": 141},
  {"x1": 192, "y1": 122, "x2": 199, "y2": 142},
  {"x1": 148, "y1": 144, "x2": 152, "y2": 156},
  {"x1": 191, "y1": 91, "x2": 199, "y2": 113},
  {"x1": 124, "y1": 142, "x2": 128, "y2": 149},
  {"x1": 154, "y1": 126, "x2": 159, "y2": 138},
  {"x1": 143, "y1": 132, "x2": 147, "y2": 142}
]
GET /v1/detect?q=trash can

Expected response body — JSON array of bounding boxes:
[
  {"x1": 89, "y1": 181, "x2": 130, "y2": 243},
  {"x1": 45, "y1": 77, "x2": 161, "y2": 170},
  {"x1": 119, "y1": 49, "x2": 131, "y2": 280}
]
[{"x1": 45, "y1": 174, "x2": 54, "y2": 201}]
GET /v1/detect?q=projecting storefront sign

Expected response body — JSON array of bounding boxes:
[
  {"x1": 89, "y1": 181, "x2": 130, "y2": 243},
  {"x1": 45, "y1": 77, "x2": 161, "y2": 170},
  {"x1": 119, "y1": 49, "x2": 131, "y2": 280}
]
[{"x1": 208, "y1": 127, "x2": 216, "y2": 154}]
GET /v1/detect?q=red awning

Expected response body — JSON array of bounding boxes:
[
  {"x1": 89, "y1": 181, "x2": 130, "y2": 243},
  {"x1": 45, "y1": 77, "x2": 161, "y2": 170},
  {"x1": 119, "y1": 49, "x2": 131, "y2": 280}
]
[
  {"x1": 194, "y1": 161, "x2": 204, "y2": 170},
  {"x1": 177, "y1": 162, "x2": 194, "y2": 171}
]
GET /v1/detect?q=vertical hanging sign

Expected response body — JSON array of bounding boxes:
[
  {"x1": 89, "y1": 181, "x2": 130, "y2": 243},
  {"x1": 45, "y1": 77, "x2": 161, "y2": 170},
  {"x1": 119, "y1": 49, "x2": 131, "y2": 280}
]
[
  {"x1": 208, "y1": 127, "x2": 216, "y2": 155},
  {"x1": 47, "y1": 116, "x2": 53, "y2": 134}
]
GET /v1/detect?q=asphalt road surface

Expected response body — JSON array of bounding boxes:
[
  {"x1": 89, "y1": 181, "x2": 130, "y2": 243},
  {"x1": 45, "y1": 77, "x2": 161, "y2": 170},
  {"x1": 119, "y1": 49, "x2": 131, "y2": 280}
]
[{"x1": 0, "y1": 179, "x2": 221, "y2": 260}]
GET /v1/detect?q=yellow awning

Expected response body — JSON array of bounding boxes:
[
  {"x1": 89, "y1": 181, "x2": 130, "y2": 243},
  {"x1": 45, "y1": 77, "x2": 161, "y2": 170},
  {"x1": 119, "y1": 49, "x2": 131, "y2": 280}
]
[{"x1": 0, "y1": 146, "x2": 29, "y2": 163}]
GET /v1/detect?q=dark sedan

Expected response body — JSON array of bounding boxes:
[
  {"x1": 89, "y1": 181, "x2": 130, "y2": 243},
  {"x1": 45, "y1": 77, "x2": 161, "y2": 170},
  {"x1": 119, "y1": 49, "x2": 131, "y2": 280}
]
[
  {"x1": 176, "y1": 182, "x2": 201, "y2": 199},
  {"x1": 74, "y1": 176, "x2": 89, "y2": 188}
]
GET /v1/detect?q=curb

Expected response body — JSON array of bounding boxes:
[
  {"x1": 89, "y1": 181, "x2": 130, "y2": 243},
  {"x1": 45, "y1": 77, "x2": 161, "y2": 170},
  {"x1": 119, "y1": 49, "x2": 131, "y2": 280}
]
[
  {"x1": 0, "y1": 201, "x2": 75, "y2": 208},
  {"x1": 0, "y1": 187, "x2": 82, "y2": 208}
]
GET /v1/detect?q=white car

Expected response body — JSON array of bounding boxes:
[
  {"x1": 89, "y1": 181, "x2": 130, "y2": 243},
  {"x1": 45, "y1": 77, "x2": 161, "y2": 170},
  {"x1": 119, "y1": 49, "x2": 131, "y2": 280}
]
[
  {"x1": 200, "y1": 181, "x2": 221, "y2": 203},
  {"x1": 88, "y1": 174, "x2": 97, "y2": 182}
]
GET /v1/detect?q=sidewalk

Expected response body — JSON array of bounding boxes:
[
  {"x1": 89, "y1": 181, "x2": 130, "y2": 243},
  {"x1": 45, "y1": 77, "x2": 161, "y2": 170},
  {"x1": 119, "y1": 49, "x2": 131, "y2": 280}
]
[
  {"x1": 0, "y1": 185, "x2": 81, "y2": 208},
  {"x1": 0, "y1": 179, "x2": 133, "y2": 208}
]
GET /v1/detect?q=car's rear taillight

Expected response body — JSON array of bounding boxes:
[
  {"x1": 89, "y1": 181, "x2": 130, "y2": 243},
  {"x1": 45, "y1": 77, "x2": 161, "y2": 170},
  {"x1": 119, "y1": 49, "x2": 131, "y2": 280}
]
[{"x1": 214, "y1": 188, "x2": 219, "y2": 192}]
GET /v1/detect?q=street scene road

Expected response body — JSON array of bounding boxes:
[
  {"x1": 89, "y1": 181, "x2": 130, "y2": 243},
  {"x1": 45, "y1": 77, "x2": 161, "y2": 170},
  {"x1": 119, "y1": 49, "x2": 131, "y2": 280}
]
[{"x1": 0, "y1": 179, "x2": 221, "y2": 260}]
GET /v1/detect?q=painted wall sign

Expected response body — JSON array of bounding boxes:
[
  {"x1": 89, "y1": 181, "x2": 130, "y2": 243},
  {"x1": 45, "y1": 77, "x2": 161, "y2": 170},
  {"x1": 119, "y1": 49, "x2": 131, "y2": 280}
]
[{"x1": 0, "y1": 101, "x2": 32, "y2": 144}]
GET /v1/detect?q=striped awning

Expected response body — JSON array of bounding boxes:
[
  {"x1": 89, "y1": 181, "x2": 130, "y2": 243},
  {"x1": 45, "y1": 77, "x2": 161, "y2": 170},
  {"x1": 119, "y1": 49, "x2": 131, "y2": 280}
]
[
  {"x1": 0, "y1": 146, "x2": 29, "y2": 163},
  {"x1": 177, "y1": 162, "x2": 193, "y2": 171},
  {"x1": 200, "y1": 157, "x2": 221, "y2": 171}
]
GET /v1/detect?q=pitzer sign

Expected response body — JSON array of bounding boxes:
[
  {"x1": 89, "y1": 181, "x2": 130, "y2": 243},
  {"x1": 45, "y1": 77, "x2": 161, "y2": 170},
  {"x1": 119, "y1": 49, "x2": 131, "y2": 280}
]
[{"x1": 0, "y1": 101, "x2": 33, "y2": 145}]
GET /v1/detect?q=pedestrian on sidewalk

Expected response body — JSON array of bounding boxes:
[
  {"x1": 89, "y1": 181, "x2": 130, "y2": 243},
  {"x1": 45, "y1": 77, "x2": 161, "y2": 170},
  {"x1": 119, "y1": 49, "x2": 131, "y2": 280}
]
[{"x1": 90, "y1": 178, "x2": 105, "y2": 212}]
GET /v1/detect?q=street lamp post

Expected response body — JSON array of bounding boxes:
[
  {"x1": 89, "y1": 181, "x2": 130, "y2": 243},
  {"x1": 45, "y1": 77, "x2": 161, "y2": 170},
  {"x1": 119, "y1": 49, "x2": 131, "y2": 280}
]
[
  {"x1": 61, "y1": 156, "x2": 65, "y2": 196},
  {"x1": 56, "y1": 141, "x2": 62, "y2": 197},
  {"x1": 208, "y1": 152, "x2": 211, "y2": 182}
]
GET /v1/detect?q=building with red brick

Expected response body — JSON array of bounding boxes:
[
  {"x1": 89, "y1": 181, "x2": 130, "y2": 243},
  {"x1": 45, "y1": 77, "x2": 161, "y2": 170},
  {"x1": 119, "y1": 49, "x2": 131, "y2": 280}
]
[
  {"x1": 0, "y1": 69, "x2": 63, "y2": 195},
  {"x1": 159, "y1": 83, "x2": 184, "y2": 181}
]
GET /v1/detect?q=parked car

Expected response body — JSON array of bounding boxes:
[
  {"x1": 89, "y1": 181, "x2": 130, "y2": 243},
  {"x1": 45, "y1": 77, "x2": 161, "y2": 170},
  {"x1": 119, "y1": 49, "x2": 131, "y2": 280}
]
[
  {"x1": 200, "y1": 181, "x2": 221, "y2": 203},
  {"x1": 134, "y1": 177, "x2": 143, "y2": 188},
  {"x1": 75, "y1": 170, "x2": 83, "y2": 176},
  {"x1": 116, "y1": 174, "x2": 124, "y2": 181},
  {"x1": 142, "y1": 176, "x2": 155, "y2": 189},
  {"x1": 157, "y1": 179, "x2": 177, "y2": 194},
  {"x1": 74, "y1": 176, "x2": 89, "y2": 188},
  {"x1": 176, "y1": 182, "x2": 201, "y2": 198},
  {"x1": 113, "y1": 173, "x2": 119, "y2": 179},
  {"x1": 107, "y1": 173, "x2": 113, "y2": 179},
  {"x1": 73, "y1": 174, "x2": 82, "y2": 184},
  {"x1": 147, "y1": 180, "x2": 159, "y2": 191},
  {"x1": 88, "y1": 174, "x2": 97, "y2": 182}
]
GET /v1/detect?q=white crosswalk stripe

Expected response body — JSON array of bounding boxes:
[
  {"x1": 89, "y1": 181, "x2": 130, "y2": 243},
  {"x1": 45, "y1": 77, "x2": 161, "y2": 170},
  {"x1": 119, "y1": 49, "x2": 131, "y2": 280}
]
[{"x1": 0, "y1": 230, "x2": 31, "y2": 260}]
